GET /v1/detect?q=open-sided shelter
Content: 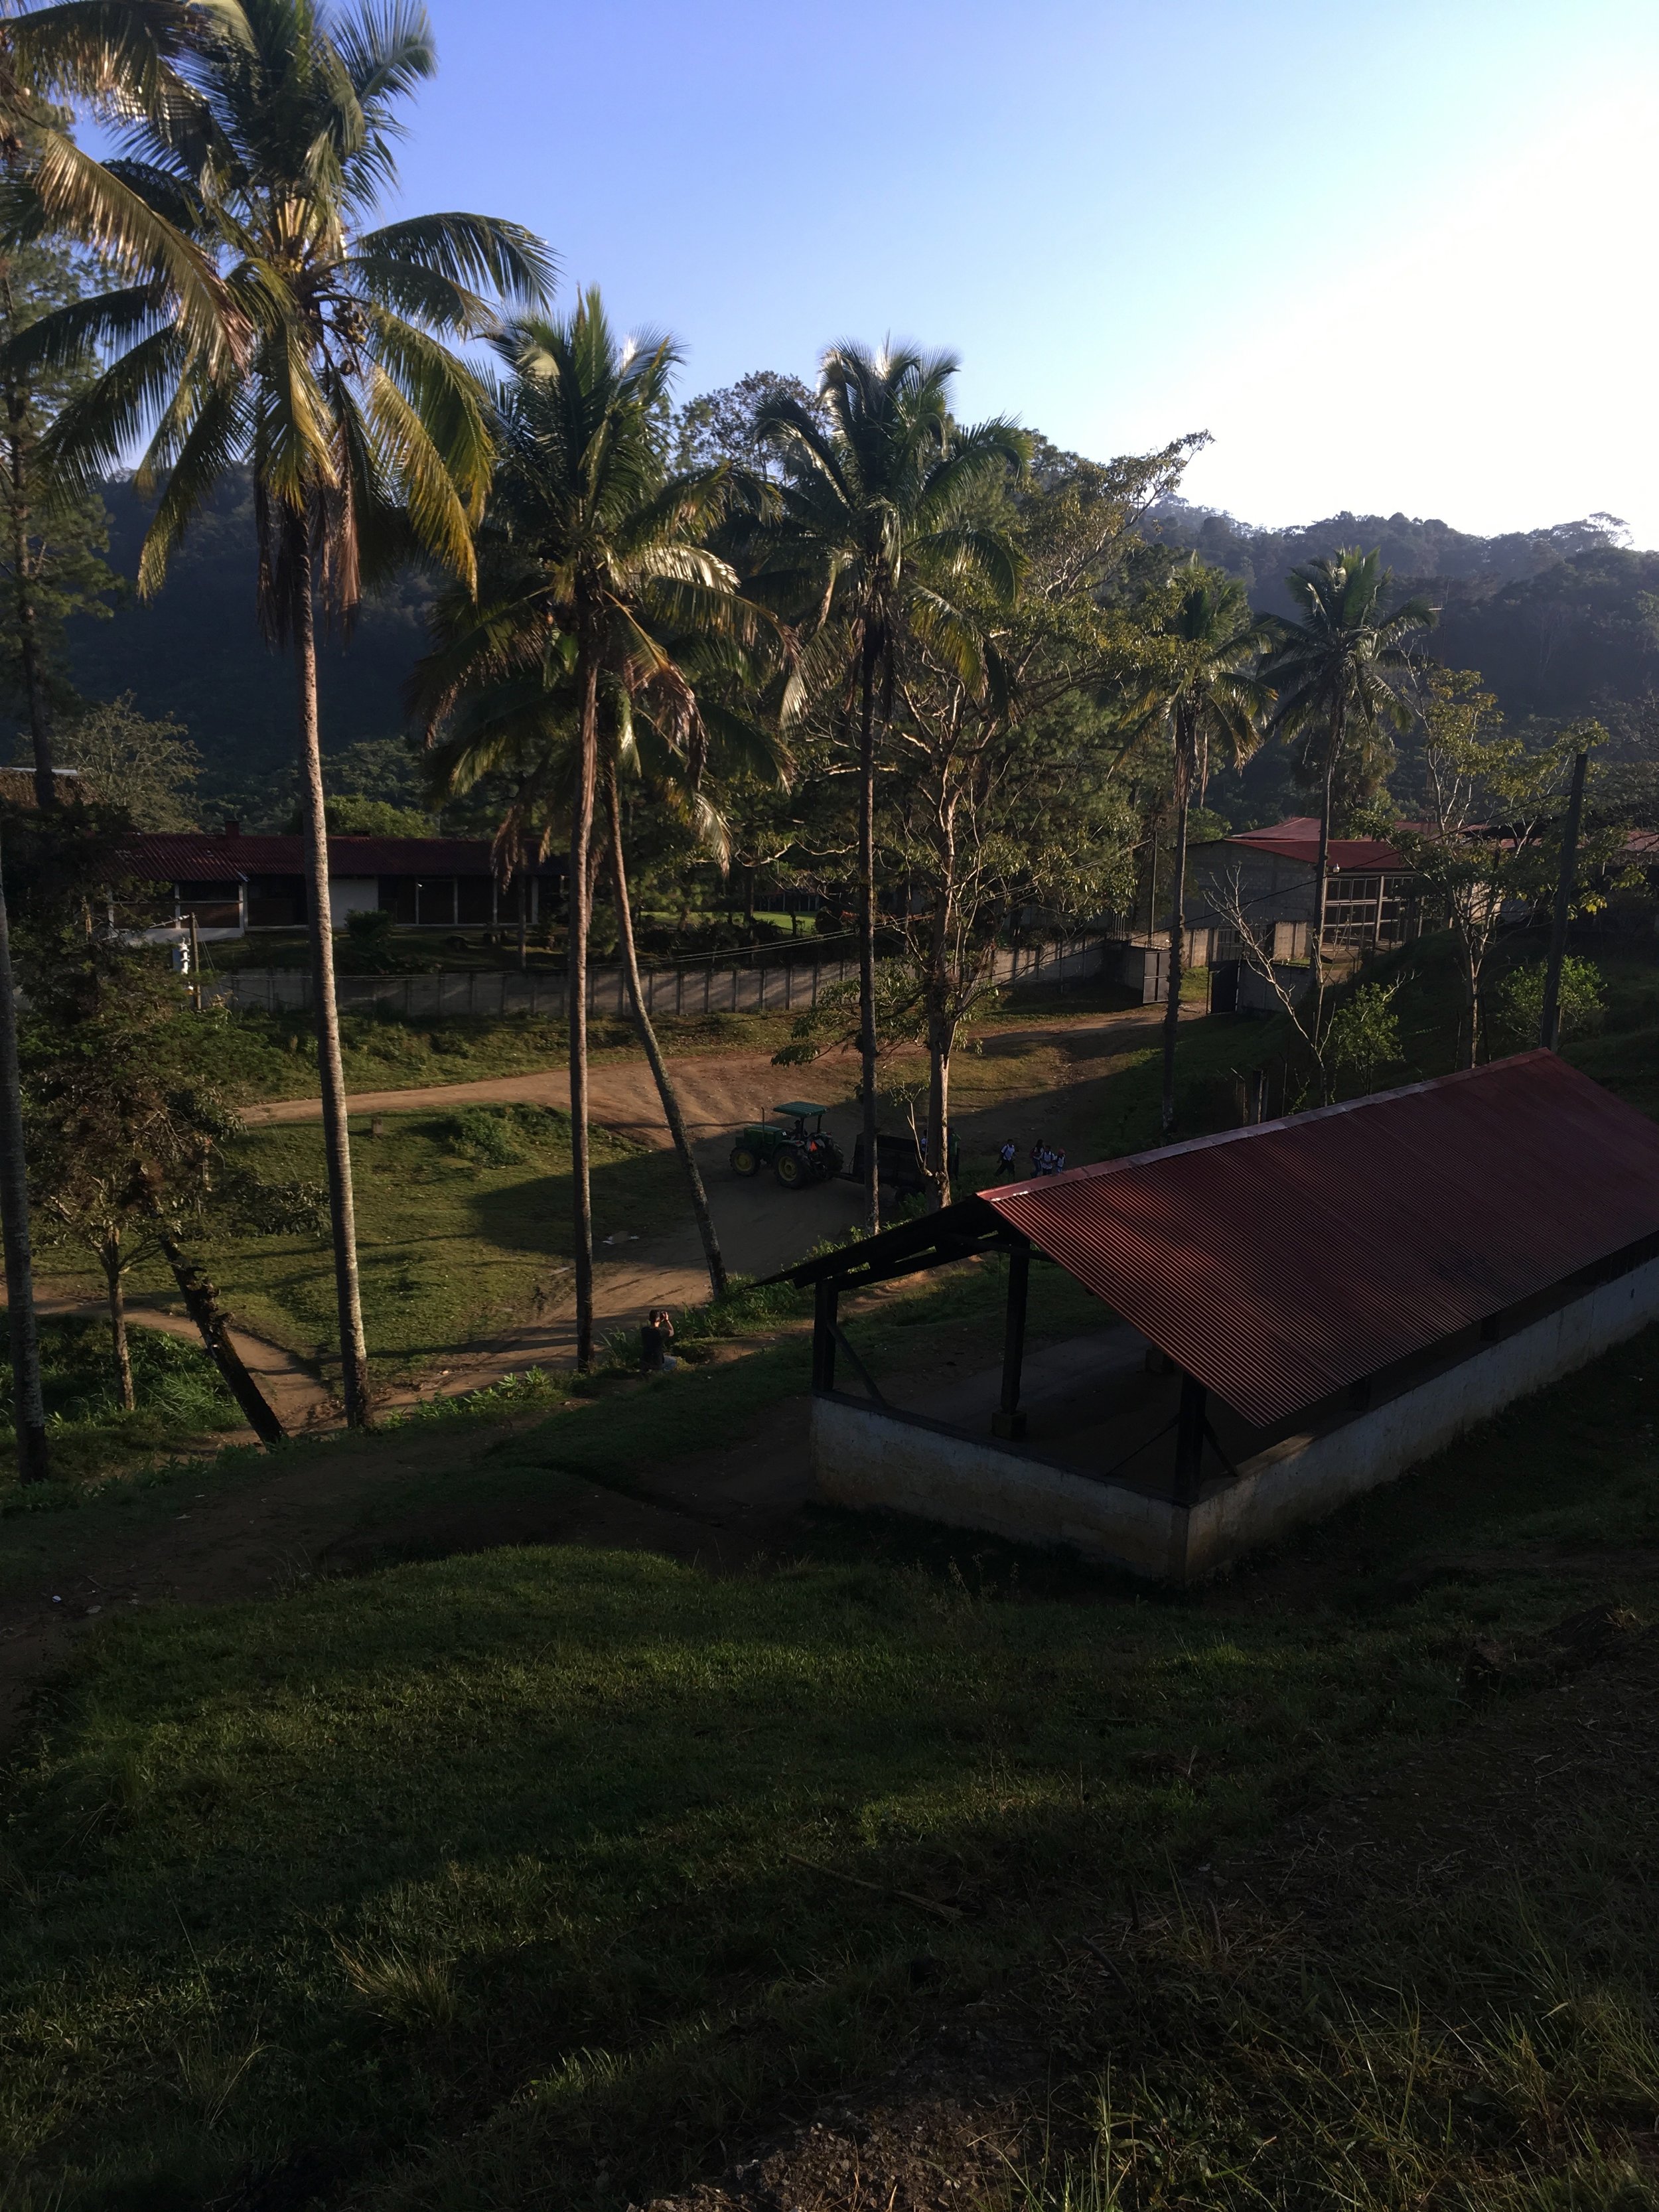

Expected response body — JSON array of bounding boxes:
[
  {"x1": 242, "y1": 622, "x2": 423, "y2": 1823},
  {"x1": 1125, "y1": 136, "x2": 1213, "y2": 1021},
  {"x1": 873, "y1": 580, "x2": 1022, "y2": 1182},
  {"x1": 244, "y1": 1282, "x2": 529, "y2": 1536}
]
[{"x1": 781, "y1": 1053, "x2": 1659, "y2": 1582}]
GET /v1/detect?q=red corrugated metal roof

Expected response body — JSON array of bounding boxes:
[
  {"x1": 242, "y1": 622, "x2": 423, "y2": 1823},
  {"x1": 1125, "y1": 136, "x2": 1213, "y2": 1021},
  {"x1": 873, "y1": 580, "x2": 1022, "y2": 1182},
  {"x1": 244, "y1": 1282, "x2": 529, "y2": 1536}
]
[
  {"x1": 1224, "y1": 816, "x2": 1406, "y2": 873},
  {"x1": 117, "y1": 833, "x2": 524, "y2": 879},
  {"x1": 978, "y1": 1053, "x2": 1659, "y2": 1427}
]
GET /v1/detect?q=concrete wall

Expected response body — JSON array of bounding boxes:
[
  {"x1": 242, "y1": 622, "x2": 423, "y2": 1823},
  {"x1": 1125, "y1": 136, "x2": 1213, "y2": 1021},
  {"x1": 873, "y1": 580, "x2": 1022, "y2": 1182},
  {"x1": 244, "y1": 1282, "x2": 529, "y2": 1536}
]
[
  {"x1": 812, "y1": 1254, "x2": 1659, "y2": 1583},
  {"x1": 812, "y1": 1396, "x2": 1186, "y2": 1579},
  {"x1": 1184, "y1": 1252, "x2": 1659, "y2": 1580}
]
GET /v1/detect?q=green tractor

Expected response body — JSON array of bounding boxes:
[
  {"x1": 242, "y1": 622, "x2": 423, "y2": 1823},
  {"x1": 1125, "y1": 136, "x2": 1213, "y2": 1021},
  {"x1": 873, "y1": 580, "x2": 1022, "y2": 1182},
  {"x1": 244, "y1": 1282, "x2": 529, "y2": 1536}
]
[{"x1": 729, "y1": 1102, "x2": 845, "y2": 1191}]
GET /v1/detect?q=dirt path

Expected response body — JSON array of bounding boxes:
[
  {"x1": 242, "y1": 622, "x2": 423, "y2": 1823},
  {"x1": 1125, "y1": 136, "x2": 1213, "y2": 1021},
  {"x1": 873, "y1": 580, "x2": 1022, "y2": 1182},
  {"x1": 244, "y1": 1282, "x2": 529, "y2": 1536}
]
[
  {"x1": 244, "y1": 1046, "x2": 828, "y2": 1136},
  {"x1": 34, "y1": 1291, "x2": 336, "y2": 1434},
  {"x1": 228, "y1": 1007, "x2": 1176, "y2": 1406},
  {"x1": 240, "y1": 1007, "x2": 1169, "y2": 1136}
]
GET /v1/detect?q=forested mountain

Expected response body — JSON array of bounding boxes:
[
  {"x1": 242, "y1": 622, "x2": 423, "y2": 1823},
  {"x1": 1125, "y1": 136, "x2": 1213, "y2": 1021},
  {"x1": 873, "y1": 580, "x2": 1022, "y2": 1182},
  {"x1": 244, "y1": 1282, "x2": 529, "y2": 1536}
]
[
  {"x1": 1146, "y1": 500, "x2": 1659, "y2": 825},
  {"x1": 62, "y1": 473, "x2": 436, "y2": 818},
  {"x1": 52, "y1": 472, "x2": 1659, "y2": 830},
  {"x1": 1149, "y1": 500, "x2": 1659, "y2": 724}
]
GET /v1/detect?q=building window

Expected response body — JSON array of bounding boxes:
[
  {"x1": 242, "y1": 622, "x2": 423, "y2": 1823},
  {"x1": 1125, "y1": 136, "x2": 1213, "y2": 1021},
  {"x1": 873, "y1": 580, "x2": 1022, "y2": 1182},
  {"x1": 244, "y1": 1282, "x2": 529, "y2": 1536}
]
[{"x1": 1321, "y1": 872, "x2": 1413, "y2": 950}]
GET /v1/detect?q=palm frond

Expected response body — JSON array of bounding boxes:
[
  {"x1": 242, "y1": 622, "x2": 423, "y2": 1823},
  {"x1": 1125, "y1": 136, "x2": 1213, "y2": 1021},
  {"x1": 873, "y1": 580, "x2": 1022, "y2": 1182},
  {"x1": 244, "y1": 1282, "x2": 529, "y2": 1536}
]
[
  {"x1": 137, "y1": 376, "x2": 248, "y2": 593},
  {"x1": 354, "y1": 210, "x2": 555, "y2": 311}
]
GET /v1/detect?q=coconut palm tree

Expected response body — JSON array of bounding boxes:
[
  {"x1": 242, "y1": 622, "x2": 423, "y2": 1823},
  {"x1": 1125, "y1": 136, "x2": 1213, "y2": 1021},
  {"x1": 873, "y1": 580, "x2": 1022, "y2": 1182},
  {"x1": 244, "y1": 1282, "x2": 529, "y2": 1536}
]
[
  {"x1": 419, "y1": 648, "x2": 779, "y2": 1316},
  {"x1": 0, "y1": 1, "x2": 243, "y2": 360},
  {"x1": 410, "y1": 293, "x2": 770, "y2": 1360},
  {"x1": 1131, "y1": 569, "x2": 1267, "y2": 1134},
  {"x1": 1258, "y1": 548, "x2": 1434, "y2": 1001},
  {"x1": 751, "y1": 344, "x2": 1027, "y2": 1232},
  {"x1": 15, "y1": 0, "x2": 553, "y2": 1424}
]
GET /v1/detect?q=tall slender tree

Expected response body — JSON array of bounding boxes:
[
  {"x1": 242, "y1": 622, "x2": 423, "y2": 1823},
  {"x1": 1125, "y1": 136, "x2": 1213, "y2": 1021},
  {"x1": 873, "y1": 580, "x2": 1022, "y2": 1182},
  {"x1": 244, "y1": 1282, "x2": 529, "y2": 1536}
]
[
  {"x1": 411, "y1": 293, "x2": 766, "y2": 1358},
  {"x1": 1128, "y1": 569, "x2": 1266, "y2": 1134},
  {"x1": 20, "y1": 0, "x2": 553, "y2": 1423},
  {"x1": 752, "y1": 345, "x2": 1027, "y2": 1233},
  {"x1": 1258, "y1": 548, "x2": 1433, "y2": 1005},
  {"x1": 0, "y1": 0, "x2": 242, "y2": 1479},
  {"x1": 0, "y1": 244, "x2": 121, "y2": 808}
]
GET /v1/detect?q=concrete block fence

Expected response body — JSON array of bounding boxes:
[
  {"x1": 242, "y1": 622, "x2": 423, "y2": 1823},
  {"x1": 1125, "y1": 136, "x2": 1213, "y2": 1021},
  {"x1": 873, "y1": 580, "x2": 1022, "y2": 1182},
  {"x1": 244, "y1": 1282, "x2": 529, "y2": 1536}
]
[{"x1": 206, "y1": 933, "x2": 1109, "y2": 1020}]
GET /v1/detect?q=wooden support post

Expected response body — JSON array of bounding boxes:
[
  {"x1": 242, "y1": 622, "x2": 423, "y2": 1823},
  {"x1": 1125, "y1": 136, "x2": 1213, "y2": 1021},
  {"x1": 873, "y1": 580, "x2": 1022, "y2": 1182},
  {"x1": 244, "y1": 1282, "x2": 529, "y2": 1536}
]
[
  {"x1": 812, "y1": 1278, "x2": 839, "y2": 1394},
  {"x1": 1174, "y1": 1373, "x2": 1206, "y2": 1506},
  {"x1": 992, "y1": 1237, "x2": 1030, "y2": 1439}
]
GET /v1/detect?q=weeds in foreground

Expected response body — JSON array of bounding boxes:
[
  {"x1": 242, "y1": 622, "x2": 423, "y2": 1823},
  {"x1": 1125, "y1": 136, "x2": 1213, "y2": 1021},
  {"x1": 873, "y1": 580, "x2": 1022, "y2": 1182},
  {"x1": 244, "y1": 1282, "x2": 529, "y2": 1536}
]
[{"x1": 995, "y1": 1857, "x2": 1659, "y2": 2212}]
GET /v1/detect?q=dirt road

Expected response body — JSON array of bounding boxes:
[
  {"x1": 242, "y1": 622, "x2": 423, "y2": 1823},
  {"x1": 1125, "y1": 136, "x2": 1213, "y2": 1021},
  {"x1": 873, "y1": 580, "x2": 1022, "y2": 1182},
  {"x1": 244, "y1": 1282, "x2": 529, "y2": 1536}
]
[
  {"x1": 231, "y1": 1007, "x2": 1172, "y2": 1403},
  {"x1": 35, "y1": 1291, "x2": 336, "y2": 1431}
]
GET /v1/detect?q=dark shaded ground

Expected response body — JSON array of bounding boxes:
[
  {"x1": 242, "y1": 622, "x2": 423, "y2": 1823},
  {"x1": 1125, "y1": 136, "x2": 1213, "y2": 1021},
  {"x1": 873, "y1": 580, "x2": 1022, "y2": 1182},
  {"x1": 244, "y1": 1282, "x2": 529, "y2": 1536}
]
[{"x1": 642, "y1": 1612, "x2": 1659, "y2": 2212}]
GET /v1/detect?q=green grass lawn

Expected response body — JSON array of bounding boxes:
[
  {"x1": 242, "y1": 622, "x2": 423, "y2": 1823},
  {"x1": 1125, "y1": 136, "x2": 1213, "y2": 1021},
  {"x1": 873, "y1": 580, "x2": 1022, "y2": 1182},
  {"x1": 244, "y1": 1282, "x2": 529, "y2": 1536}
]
[
  {"x1": 35, "y1": 1106, "x2": 683, "y2": 1385},
  {"x1": 190, "y1": 1003, "x2": 808, "y2": 1102},
  {"x1": 3, "y1": 1276, "x2": 1658, "y2": 2211}
]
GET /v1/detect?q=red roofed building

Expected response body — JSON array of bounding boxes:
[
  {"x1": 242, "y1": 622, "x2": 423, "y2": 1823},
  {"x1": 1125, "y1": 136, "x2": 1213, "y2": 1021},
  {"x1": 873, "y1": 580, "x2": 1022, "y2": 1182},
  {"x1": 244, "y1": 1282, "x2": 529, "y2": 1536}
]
[
  {"x1": 782, "y1": 1053, "x2": 1659, "y2": 1581},
  {"x1": 117, "y1": 826, "x2": 562, "y2": 937},
  {"x1": 1185, "y1": 813, "x2": 1421, "y2": 973}
]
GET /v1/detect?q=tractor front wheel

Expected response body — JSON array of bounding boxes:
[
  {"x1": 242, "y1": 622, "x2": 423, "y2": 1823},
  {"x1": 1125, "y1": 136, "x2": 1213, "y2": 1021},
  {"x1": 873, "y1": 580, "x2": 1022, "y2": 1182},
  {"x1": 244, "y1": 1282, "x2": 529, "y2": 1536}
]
[{"x1": 730, "y1": 1144, "x2": 760, "y2": 1177}]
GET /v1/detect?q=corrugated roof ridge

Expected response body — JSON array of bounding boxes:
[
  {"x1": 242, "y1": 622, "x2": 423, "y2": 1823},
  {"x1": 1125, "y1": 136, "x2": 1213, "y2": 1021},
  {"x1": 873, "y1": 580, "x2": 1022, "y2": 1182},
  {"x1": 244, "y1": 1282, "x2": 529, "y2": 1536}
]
[{"x1": 978, "y1": 1053, "x2": 1561, "y2": 1207}]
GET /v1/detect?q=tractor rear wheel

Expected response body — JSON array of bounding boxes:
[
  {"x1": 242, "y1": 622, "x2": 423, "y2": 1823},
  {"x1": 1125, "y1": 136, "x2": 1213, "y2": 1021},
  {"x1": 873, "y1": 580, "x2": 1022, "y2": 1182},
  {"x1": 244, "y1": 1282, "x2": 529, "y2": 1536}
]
[
  {"x1": 774, "y1": 1145, "x2": 808, "y2": 1189},
  {"x1": 730, "y1": 1144, "x2": 759, "y2": 1177}
]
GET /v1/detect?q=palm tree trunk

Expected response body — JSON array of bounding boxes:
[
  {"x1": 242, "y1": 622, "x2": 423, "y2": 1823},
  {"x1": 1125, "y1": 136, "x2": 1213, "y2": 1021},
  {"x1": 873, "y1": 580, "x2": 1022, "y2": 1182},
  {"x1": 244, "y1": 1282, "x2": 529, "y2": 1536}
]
[
  {"x1": 0, "y1": 831, "x2": 46, "y2": 1481},
  {"x1": 568, "y1": 640, "x2": 599, "y2": 1368},
  {"x1": 154, "y1": 1224, "x2": 285, "y2": 1446},
  {"x1": 1161, "y1": 716, "x2": 1193, "y2": 1137},
  {"x1": 6, "y1": 382, "x2": 54, "y2": 814},
  {"x1": 102, "y1": 1234, "x2": 133, "y2": 1412},
  {"x1": 924, "y1": 808, "x2": 954, "y2": 1214},
  {"x1": 293, "y1": 516, "x2": 371, "y2": 1426},
  {"x1": 604, "y1": 761, "x2": 727, "y2": 1297},
  {"x1": 857, "y1": 650, "x2": 881, "y2": 1235}
]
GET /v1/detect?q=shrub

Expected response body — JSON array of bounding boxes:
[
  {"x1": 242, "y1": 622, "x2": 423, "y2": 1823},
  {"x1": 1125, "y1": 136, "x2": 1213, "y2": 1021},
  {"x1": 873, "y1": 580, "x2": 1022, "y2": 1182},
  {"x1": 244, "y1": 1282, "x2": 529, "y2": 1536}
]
[
  {"x1": 0, "y1": 1315, "x2": 234, "y2": 1430},
  {"x1": 445, "y1": 1105, "x2": 528, "y2": 1165},
  {"x1": 1493, "y1": 956, "x2": 1607, "y2": 1046},
  {"x1": 1326, "y1": 981, "x2": 1403, "y2": 1090},
  {"x1": 341, "y1": 909, "x2": 403, "y2": 973}
]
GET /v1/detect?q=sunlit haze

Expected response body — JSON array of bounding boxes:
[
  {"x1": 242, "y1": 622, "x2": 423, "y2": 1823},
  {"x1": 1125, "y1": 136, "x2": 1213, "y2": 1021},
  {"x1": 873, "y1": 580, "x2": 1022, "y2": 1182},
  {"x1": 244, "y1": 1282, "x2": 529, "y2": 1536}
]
[{"x1": 380, "y1": 0, "x2": 1658, "y2": 548}]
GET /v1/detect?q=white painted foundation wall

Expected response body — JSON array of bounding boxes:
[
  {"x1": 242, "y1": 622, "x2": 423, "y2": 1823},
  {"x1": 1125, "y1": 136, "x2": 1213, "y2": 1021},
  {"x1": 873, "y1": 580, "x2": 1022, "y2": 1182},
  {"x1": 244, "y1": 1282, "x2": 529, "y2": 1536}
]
[{"x1": 812, "y1": 1255, "x2": 1659, "y2": 1583}]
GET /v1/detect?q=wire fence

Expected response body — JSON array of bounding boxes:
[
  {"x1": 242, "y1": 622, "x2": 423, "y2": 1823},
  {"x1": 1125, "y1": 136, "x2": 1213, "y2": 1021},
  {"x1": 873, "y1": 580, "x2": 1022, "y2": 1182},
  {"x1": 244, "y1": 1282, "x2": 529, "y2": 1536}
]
[{"x1": 206, "y1": 932, "x2": 1112, "y2": 1019}]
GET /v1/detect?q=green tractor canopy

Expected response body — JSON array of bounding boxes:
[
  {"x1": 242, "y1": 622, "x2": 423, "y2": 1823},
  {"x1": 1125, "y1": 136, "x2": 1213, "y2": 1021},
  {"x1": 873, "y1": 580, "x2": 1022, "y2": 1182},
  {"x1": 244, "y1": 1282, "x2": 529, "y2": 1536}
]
[{"x1": 729, "y1": 1103, "x2": 845, "y2": 1191}]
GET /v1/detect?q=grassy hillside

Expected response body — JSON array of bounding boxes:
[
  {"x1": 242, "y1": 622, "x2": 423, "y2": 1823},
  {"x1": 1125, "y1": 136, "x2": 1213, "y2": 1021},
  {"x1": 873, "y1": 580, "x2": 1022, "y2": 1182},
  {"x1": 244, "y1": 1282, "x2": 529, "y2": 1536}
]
[{"x1": 1, "y1": 1286, "x2": 1655, "y2": 2210}]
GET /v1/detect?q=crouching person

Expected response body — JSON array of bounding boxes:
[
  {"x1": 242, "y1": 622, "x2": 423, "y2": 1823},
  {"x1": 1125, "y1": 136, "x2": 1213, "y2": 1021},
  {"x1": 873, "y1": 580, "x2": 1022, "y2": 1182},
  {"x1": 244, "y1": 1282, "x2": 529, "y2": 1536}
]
[{"x1": 640, "y1": 1306, "x2": 678, "y2": 1376}]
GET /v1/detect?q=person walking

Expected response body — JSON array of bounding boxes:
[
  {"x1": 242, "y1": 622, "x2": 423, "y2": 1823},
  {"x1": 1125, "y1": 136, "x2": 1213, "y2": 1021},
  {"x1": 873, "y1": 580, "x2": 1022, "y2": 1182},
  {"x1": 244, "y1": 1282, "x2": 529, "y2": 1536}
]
[{"x1": 997, "y1": 1138, "x2": 1017, "y2": 1177}]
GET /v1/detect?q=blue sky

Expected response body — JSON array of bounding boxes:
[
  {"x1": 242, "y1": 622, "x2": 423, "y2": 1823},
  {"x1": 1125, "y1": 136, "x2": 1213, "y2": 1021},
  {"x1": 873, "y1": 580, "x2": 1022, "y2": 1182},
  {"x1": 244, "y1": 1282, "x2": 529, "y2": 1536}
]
[{"x1": 392, "y1": 1, "x2": 1658, "y2": 544}]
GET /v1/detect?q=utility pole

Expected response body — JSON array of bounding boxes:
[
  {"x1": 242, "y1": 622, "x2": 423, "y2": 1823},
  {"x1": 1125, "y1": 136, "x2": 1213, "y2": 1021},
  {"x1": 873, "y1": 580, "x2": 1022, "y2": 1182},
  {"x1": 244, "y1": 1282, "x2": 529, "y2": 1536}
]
[
  {"x1": 0, "y1": 829, "x2": 46, "y2": 1480},
  {"x1": 1539, "y1": 748, "x2": 1589, "y2": 1052}
]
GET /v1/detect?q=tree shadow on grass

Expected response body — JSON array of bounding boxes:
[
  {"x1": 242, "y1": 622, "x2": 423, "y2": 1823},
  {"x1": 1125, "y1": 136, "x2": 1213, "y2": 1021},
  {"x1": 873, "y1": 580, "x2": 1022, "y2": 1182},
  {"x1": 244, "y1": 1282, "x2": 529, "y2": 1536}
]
[
  {"x1": 463, "y1": 1149, "x2": 690, "y2": 1259},
  {"x1": 9, "y1": 1331, "x2": 1659, "y2": 2209}
]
